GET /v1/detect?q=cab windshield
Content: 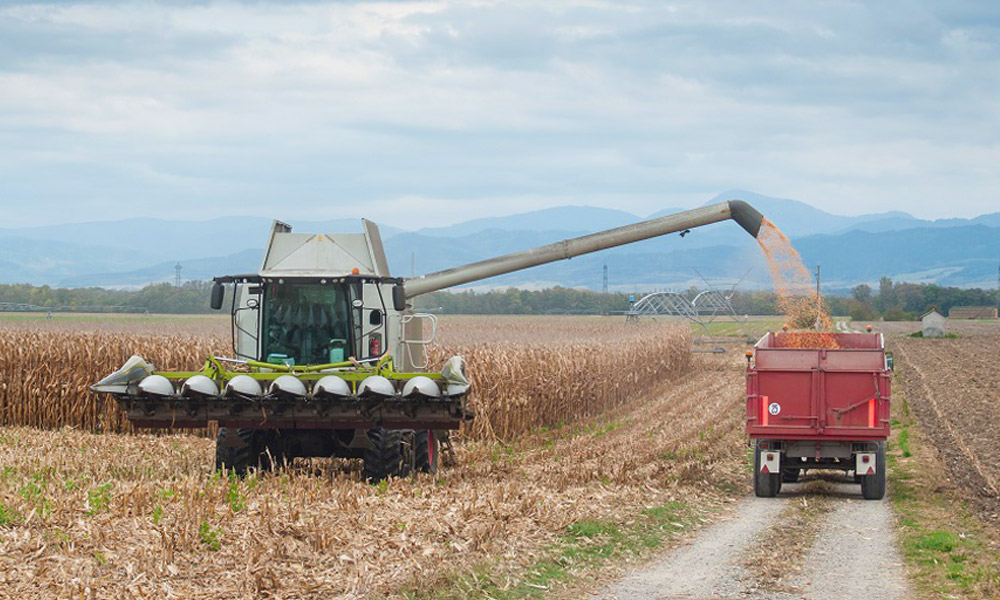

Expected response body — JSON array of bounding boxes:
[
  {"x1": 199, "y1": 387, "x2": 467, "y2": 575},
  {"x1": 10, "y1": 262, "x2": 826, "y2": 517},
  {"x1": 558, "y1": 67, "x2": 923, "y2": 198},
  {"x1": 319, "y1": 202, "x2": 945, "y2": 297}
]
[{"x1": 261, "y1": 282, "x2": 352, "y2": 365}]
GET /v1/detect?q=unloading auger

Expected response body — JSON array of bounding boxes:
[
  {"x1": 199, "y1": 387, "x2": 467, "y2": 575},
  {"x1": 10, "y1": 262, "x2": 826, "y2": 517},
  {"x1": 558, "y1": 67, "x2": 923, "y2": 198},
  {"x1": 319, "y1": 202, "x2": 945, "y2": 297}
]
[{"x1": 92, "y1": 201, "x2": 764, "y2": 480}]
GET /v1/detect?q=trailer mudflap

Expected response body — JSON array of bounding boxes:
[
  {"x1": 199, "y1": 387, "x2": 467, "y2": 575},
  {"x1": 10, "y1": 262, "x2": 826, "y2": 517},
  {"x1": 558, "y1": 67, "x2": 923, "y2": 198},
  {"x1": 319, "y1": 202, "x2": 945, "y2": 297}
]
[
  {"x1": 856, "y1": 452, "x2": 877, "y2": 476},
  {"x1": 759, "y1": 449, "x2": 780, "y2": 474}
]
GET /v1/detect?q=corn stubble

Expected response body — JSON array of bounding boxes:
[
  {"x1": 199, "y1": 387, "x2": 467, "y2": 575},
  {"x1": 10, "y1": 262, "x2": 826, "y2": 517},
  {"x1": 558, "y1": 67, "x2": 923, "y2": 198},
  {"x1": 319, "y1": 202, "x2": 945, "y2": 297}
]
[{"x1": 0, "y1": 317, "x2": 749, "y2": 598}]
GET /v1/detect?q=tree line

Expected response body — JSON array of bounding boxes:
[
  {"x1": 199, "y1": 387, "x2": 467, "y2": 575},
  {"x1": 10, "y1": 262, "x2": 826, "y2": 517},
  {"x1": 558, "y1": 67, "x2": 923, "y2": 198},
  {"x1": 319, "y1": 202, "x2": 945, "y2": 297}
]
[
  {"x1": 0, "y1": 279, "x2": 995, "y2": 319},
  {"x1": 0, "y1": 281, "x2": 217, "y2": 314}
]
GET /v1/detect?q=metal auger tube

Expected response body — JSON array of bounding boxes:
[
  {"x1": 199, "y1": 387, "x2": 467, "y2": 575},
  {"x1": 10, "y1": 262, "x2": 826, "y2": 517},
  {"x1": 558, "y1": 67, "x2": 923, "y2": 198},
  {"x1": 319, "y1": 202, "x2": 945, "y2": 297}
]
[{"x1": 403, "y1": 200, "x2": 764, "y2": 298}]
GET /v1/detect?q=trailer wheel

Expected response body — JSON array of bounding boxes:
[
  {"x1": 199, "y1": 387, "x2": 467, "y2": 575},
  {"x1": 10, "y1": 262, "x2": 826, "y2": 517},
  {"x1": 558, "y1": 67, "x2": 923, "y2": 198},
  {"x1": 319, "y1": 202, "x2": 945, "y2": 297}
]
[
  {"x1": 781, "y1": 468, "x2": 800, "y2": 483},
  {"x1": 215, "y1": 428, "x2": 276, "y2": 476},
  {"x1": 362, "y1": 428, "x2": 409, "y2": 482},
  {"x1": 413, "y1": 430, "x2": 439, "y2": 474},
  {"x1": 753, "y1": 441, "x2": 782, "y2": 498},
  {"x1": 860, "y1": 441, "x2": 886, "y2": 500}
]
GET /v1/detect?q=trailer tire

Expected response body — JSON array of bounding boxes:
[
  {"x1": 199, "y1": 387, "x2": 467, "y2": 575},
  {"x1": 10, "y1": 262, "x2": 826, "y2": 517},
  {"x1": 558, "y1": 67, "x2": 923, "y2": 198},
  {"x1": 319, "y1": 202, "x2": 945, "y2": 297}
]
[
  {"x1": 861, "y1": 442, "x2": 886, "y2": 500},
  {"x1": 215, "y1": 428, "x2": 276, "y2": 476},
  {"x1": 753, "y1": 441, "x2": 782, "y2": 498},
  {"x1": 781, "y1": 468, "x2": 800, "y2": 483},
  {"x1": 413, "y1": 430, "x2": 439, "y2": 474},
  {"x1": 362, "y1": 428, "x2": 409, "y2": 483}
]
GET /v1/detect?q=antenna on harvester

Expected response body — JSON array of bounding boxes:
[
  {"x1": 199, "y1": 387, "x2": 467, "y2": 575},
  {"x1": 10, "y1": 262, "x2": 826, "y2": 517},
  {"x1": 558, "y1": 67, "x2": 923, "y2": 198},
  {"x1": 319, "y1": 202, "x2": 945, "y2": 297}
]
[{"x1": 174, "y1": 263, "x2": 182, "y2": 287}]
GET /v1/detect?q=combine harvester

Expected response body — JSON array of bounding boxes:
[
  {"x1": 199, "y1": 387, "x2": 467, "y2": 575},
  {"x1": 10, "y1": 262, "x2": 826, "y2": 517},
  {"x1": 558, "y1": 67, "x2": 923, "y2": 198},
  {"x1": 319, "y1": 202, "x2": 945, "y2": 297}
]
[
  {"x1": 746, "y1": 331, "x2": 893, "y2": 499},
  {"x1": 93, "y1": 201, "x2": 764, "y2": 480}
]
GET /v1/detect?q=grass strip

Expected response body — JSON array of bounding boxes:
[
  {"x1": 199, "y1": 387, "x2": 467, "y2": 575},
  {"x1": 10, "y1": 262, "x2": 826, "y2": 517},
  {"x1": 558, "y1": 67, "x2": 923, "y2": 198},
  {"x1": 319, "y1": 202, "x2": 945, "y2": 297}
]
[{"x1": 406, "y1": 501, "x2": 704, "y2": 599}]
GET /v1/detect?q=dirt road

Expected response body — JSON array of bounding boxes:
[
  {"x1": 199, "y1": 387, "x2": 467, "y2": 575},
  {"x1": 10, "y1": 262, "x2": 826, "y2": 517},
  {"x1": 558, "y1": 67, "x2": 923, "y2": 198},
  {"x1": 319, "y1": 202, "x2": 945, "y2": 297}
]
[{"x1": 597, "y1": 475, "x2": 910, "y2": 600}]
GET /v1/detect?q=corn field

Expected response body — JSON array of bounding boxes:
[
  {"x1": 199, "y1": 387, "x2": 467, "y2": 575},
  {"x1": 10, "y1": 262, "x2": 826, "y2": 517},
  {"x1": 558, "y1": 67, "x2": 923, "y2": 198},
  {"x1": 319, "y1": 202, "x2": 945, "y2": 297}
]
[
  {"x1": 0, "y1": 317, "x2": 689, "y2": 440},
  {"x1": 430, "y1": 317, "x2": 691, "y2": 440},
  {"x1": 0, "y1": 326, "x2": 227, "y2": 433}
]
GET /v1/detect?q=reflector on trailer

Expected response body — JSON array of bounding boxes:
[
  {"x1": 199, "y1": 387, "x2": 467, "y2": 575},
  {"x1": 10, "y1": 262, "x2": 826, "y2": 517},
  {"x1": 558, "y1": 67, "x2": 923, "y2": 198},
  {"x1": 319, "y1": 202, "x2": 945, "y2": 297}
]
[
  {"x1": 760, "y1": 449, "x2": 780, "y2": 474},
  {"x1": 856, "y1": 452, "x2": 877, "y2": 475}
]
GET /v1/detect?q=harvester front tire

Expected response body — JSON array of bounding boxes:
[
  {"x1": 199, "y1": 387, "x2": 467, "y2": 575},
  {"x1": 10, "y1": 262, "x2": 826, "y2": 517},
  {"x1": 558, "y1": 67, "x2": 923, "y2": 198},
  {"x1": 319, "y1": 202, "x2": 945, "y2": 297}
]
[
  {"x1": 861, "y1": 442, "x2": 886, "y2": 500},
  {"x1": 753, "y1": 441, "x2": 781, "y2": 498},
  {"x1": 413, "y1": 430, "x2": 439, "y2": 474},
  {"x1": 216, "y1": 428, "x2": 259, "y2": 476},
  {"x1": 362, "y1": 428, "x2": 408, "y2": 483}
]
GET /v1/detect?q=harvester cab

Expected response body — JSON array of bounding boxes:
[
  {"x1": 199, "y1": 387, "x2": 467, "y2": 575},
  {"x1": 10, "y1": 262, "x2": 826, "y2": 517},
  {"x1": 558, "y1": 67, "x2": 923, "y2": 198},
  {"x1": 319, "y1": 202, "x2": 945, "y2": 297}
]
[
  {"x1": 92, "y1": 200, "x2": 765, "y2": 481},
  {"x1": 211, "y1": 219, "x2": 414, "y2": 370}
]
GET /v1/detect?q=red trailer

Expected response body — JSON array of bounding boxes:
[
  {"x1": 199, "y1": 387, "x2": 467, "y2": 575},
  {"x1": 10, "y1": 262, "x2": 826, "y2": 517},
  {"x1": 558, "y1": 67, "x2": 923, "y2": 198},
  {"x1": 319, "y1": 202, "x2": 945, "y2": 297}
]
[{"x1": 745, "y1": 332, "x2": 892, "y2": 500}]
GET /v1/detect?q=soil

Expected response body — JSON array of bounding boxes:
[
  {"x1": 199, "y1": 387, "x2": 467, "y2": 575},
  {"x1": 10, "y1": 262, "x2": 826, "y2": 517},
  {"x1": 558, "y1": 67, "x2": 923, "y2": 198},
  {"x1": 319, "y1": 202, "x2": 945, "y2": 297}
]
[{"x1": 893, "y1": 333, "x2": 1000, "y2": 528}]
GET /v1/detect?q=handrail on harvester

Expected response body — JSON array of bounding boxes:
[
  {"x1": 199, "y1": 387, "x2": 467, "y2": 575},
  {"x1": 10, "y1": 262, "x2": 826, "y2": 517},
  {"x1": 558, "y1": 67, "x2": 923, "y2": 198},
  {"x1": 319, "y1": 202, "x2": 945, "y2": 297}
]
[{"x1": 402, "y1": 200, "x2": 764, "y2": 298}]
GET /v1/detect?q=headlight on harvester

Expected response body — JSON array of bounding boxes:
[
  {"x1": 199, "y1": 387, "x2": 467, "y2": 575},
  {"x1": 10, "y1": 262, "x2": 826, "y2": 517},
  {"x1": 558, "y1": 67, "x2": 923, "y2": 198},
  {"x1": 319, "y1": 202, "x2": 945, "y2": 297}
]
[
  {"x1": 402, "y1": 376, "x2": 441, "y2": 400},
  {"x1": 181, "y1": 375, "x2": 219, "y2": 398},
  {"x1": 358, "y1": 375, "x2": 396, "y2": 399},
  {"x1": 314, "y1": 375, "x2": 351, "y2": 400},
  {"x1": 268, "y1": 375, "x2": 307, "y2": 399},
  {"x1": 137, "y1": 374, "x2": 175, "y2": 398},
  {"x1": 224, "y1": 375, "x2": 263, "y2": 400}
]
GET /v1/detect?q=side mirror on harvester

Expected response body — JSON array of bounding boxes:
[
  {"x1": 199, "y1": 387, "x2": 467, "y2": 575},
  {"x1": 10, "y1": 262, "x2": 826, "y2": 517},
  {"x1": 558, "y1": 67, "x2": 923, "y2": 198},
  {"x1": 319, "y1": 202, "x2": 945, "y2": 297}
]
[
  {"x1": 392, "y1": 284, "x2": 407, "y2": 311},
  {"x1": 210, "y1": 282, "x2": 225, "y2": 310}
]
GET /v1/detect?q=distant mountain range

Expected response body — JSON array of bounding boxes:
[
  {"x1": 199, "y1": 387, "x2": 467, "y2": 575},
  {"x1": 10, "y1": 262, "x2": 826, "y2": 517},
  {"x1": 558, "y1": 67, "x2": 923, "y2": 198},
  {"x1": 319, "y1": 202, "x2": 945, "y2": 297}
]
[{"x1": 1, "y1": 190, "x2": 997, "y2": 291}]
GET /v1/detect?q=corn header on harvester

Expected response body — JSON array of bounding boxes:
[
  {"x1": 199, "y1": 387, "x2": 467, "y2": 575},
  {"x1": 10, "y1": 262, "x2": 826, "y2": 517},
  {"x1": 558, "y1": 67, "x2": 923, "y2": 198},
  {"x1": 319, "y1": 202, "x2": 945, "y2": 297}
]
[{"x1": 93, "y1": 201, "x2": 764, "y2": 480}]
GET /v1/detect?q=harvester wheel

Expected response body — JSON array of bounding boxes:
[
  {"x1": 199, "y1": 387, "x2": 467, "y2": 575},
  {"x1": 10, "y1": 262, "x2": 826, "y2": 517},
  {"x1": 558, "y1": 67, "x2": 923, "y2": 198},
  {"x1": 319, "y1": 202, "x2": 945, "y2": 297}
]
[
  {"x1": 753, "y1": 441, "x2": 781, "y2": 498},
  {"x1": 362, "y1": 428, "x2": 409, "y2": 483},
  {"x1": 781, "y1": 468, "x2": 800, "y2": 483},
  {"x1": 413, "y1": 430, "x2": 439, "y2": 474},
  {"x1": 215, "y1": 428, "x2": 272, "y2": 476},
  {"x1": 860, "y1": 442, "x2": 886, "y2": 500}
]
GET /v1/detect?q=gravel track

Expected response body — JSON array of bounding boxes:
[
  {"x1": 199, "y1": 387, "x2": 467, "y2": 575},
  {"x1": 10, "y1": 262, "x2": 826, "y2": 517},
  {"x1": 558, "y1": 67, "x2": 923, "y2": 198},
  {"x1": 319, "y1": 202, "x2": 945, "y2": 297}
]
[
  {"x1": 596, "y1": 475, "x2": 910, "y2": 599},
  {"x1": 792, "y1": 479, "x2": 910, "y2": 599}
]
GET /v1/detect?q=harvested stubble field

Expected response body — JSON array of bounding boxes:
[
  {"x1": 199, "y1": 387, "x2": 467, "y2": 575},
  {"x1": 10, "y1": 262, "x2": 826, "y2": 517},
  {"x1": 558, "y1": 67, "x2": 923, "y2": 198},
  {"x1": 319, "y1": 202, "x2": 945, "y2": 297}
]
[
  {"x1": 0, "y1": 316, "x2": 749, "y2": 598},
  {"x1": 891, "y1": 322, "x2": 1000, "y2": 528}
]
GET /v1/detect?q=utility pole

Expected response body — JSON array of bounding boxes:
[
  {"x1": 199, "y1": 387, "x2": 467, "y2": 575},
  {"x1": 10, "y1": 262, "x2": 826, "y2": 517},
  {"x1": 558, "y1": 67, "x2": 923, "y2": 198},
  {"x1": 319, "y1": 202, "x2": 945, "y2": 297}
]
[
  {"x1": 815, "y1": 264, "x2": 822, "y2": 330},
  {"x1": 174, "y1": 263, "x2": 182, "y2": 287},
  {"x1": 602, "y1": 264, "x2": 608, "y2": 292}
]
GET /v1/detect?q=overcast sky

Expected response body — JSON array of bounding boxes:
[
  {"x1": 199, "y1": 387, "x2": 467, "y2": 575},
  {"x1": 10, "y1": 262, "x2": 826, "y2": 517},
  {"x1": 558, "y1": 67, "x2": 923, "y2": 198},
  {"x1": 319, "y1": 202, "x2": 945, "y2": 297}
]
[{"x1": 1, "y1": 1, "x2": 998, "y2": 229}]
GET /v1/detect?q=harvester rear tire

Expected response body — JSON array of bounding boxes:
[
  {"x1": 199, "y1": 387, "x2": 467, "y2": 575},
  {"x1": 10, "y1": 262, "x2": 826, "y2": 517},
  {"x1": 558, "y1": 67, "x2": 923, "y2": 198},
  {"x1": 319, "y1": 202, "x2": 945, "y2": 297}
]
[
  {"x1": 861, "y1": 442, "x2": 886, "y2": 500},
  {"x1": 753, "y1": 441, "x2": 781, "y2": 498},
  {"x1": 413, "y1": 430, "x2": 439, "y2": 474},
  {"x1": 362, "y1": 428, "x2": 409, "y2": 483}
]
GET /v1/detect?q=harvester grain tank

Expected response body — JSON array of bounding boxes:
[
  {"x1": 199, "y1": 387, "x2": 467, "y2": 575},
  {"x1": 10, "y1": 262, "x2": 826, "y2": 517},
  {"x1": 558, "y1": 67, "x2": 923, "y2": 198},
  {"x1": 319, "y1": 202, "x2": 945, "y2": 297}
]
[
  {"x1": 745, "y1": 332, "x2": 892, "y2": 499},
  {"x1": 93, "y1": 201, "x2": 764, "y2": 480}
]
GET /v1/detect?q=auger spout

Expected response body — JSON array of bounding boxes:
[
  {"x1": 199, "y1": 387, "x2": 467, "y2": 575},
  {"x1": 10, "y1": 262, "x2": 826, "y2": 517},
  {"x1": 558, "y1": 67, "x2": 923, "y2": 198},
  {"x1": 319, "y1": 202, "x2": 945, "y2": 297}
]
[{"x1": 403, "y1": 200, "x2": 764, "y2": 298}]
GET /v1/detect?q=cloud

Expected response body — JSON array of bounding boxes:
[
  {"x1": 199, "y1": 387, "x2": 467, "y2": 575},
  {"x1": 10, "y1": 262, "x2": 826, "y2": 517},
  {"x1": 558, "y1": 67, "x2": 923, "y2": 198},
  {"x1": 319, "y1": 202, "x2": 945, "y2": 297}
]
[{"x1": 0, "y1": 0, "x2": 998, "y2": 228}]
